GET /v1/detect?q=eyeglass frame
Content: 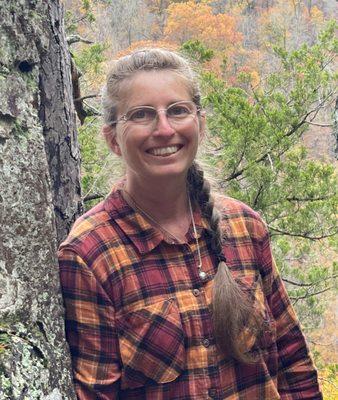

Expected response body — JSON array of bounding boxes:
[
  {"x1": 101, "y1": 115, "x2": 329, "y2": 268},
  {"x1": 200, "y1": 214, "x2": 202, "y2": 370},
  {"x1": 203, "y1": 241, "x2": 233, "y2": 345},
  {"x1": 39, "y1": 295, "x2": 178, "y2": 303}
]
[{"x1": 111, "y1": 100, "x2": 202, "y2": 126}]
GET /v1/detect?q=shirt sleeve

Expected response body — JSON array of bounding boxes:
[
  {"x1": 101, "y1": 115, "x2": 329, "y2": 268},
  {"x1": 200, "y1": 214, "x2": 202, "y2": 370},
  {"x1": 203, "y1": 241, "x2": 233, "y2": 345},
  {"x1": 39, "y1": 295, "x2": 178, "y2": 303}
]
[
  {"x1": 58, "y1": 247, "x2": 121, "y2": 400},
  {"x1": 259, "y1": 229, "x2": 323, "y2": 400}
]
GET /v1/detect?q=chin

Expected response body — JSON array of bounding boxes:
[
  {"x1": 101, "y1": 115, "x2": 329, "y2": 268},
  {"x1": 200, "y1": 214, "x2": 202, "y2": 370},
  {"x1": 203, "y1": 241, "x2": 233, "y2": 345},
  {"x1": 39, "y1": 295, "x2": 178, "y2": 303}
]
[{"x1": 146, "y1": 165, "x2": 190, "y2": 179}]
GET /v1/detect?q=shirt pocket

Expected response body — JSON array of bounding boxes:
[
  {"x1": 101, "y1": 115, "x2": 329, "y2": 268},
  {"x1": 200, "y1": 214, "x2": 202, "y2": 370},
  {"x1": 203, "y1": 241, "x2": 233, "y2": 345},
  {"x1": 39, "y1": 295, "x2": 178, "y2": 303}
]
[{"x1": 116, "y1": 297, "x2": 185, "y2": 389}]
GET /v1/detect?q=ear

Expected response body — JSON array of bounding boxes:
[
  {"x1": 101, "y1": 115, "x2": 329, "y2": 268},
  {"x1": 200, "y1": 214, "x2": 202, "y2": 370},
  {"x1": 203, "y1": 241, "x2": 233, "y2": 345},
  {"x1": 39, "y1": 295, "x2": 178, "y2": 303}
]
[
  {"x1": 101, "y1": 124, "x2": 122, "y2": 156},
  {"x1": 198, "y1": 111, "x2": 206, "y2": 143},
  {"x1": 110, "y1": 136, "x2": 122, "y2": 156}
]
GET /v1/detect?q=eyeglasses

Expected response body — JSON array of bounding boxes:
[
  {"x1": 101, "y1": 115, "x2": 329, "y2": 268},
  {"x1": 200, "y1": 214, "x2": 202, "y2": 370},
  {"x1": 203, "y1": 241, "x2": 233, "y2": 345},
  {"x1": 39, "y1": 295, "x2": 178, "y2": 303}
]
[{"x1": 112, "y1": 101, "x2": 201, "y2": 126}]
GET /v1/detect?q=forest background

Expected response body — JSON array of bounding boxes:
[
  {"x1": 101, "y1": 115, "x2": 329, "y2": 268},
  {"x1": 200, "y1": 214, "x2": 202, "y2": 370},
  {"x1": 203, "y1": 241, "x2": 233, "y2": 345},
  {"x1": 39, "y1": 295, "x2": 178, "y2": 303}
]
[{"x1": 65, "y1": 0, "x2": 337, "y2": 397}]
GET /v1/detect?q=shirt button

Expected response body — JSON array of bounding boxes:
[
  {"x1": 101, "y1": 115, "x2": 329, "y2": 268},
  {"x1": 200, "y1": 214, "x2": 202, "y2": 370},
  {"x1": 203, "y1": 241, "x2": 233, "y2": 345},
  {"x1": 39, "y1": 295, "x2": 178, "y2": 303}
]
[
  {"x1": 192, "y1": 289, "x2": 200, "y2": 297},
  {"x1": 202, "y1": 338, "x2": 210, "y2": 348},
  {"x1": 208, "y1": 388, "x2": 218, "y2": 398}
]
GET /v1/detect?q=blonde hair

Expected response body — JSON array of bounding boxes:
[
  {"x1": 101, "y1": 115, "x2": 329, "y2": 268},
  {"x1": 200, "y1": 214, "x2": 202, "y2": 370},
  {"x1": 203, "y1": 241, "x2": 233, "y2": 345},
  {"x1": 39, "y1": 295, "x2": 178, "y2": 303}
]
[
  {"x1": 102, "y1": 48, "x2": 262, "y2": 362},
  {"x1": 102, "y1": 48, "x2": 201, "y2": 127}
]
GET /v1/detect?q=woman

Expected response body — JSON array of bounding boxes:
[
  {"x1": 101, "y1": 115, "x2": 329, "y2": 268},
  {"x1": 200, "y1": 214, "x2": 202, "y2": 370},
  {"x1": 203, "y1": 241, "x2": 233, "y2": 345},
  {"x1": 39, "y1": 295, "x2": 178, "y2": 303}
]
[{"x1": 58, "y1": 48, "x2": 322, "y2": 399}]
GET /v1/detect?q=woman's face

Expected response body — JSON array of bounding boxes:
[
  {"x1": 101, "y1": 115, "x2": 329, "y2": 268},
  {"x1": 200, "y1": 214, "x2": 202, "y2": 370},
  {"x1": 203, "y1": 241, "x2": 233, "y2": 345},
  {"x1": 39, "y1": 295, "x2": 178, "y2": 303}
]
[{"x1": 111, "y1": 70, "x2": 205, "y2": 187}]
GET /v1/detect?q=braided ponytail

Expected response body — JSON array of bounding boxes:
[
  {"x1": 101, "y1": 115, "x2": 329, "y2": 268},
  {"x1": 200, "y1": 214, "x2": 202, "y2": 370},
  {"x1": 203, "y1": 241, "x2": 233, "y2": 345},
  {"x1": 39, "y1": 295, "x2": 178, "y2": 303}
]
[{"x1": 187, "y1": 162, "x2": 262, "y2": 363}]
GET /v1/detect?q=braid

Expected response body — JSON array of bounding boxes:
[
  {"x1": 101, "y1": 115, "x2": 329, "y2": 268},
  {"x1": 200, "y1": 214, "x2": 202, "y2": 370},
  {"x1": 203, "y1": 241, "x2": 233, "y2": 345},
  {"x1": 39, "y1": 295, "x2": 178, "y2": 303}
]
[
  {"x1": 187, "y1": 162, "x2": 223, "y2": 260},
  {"x1": 187, "y1": 162, "x2": 263, "y2": 363}
]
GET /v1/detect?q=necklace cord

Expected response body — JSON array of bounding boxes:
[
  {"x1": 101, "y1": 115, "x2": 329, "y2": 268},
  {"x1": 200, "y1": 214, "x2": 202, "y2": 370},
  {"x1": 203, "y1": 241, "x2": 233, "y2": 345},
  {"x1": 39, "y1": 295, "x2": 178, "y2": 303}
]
[
  {"x1": 188, "y1": 196, "x2": 203, "y2": 271},
  {"x1": 123, "y1": 189, "x2": 205, "y2": 278}
]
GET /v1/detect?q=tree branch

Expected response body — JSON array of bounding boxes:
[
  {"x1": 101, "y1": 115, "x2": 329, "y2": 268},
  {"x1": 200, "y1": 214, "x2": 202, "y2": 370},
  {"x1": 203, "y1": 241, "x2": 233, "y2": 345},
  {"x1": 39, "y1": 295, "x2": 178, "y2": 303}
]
[
  {"x1": 83, "y1": 193, "x2": 105, "y2": 202},
  {"x1": 305, "y1": 121, "x2": 333, "y2": 127},
  {"x1": 74, "y1": 94, "x2": 99, "y2": 102},
  {"x1": 290, "y1": 286, "x2": 332, "y2": 301},
  {"x1": 83, "y1": 103, "x2": 102, "y2": 117},
  {"x1": 225, "y1": 88, "x2": 336, "y2": 182},
  {"x1": 224, "y1": 110, "x2": 309, "y2": 181},
  {"x1": 286, "y1": 195, "x2": 333, "y2": 202},
  {"x1": 308, "y1": 339, "x2": 335, "y2": 347},
  {"x1": 268, "y1": 225, "x2": 338, "y2": 240},
  {"x1": 253, "y1": 183, "x2": 264, "y2": 208},
  {"x1": 282, "y1": 274, "x2": 338, "y2": 288},
  {"x1": 67, "y1": 34, "x2": 94, "y2": 45}
]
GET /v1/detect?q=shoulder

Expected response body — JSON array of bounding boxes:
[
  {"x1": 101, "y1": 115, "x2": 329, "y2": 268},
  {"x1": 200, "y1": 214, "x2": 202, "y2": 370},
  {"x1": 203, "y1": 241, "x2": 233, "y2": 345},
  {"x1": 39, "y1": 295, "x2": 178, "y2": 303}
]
[
  {"x1": 58, "y1": 188, "x2": 125, "y2": 258},
  {"x1": 214, "y1": 194, "x2": 268, "y2": 242}
]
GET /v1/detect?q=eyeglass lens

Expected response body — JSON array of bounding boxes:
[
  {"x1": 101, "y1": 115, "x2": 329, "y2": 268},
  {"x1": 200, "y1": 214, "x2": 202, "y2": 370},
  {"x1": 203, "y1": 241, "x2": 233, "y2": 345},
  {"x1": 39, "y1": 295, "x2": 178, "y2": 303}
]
[{"x1": 126, "y1": 102, "x2": 197, "y2": 125}]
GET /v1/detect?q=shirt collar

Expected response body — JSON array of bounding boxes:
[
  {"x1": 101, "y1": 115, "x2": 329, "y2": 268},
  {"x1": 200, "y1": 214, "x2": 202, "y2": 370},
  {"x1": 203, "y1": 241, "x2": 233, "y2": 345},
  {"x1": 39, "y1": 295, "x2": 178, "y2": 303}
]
[{"x1": 103, "y1": 186, "x2": 209, "y2": 255}]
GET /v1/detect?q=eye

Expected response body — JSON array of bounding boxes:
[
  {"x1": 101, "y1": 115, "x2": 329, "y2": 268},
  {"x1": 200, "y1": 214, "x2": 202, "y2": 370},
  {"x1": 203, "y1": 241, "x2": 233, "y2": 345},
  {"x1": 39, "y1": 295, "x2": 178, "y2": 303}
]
[
  {"x1": 167, "y1": 103, "x2": 192, "y2": 118},
  {"x1": 127, "y1": 107, "x2": 156, "y2": 123}
]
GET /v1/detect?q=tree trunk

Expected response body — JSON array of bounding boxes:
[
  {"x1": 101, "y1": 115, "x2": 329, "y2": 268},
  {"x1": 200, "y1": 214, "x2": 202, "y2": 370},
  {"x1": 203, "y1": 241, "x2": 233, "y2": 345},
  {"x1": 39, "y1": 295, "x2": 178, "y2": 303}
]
[{"x1": 0, "y1": 0, "x2": 81, "y2": 398}]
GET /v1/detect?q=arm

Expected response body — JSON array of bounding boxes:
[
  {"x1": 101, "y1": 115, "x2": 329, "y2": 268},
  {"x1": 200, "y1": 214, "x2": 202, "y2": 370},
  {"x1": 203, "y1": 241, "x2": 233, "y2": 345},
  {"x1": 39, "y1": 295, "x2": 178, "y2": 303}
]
[
  {"x1": 259, "y1": 231, "x2": 322, "y2": 400},
  {"x1": 58, "y1": 247, "x2": 121, "y2": 400}
]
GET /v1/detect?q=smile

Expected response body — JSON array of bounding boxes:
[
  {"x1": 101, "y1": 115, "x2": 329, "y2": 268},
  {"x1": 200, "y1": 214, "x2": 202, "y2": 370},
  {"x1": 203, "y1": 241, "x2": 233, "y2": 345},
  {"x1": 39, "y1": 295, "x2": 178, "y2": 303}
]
[{"x1": 147, "y1": 145, "x2": 182, "y2": 157}]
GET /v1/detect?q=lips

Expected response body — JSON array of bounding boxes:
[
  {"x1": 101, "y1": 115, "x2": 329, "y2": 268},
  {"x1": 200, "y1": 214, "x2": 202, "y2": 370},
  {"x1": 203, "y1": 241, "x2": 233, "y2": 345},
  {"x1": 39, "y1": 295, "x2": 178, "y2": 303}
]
[{"x1": 147, "y1": 145, "x2": 182, "y2": 157}]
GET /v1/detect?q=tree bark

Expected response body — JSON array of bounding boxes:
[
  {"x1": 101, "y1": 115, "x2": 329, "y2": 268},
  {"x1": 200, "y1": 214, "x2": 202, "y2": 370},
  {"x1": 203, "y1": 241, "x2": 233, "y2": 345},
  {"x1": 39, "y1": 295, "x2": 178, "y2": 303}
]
[{"x1": 0, "y1": 0, "x2": 81, "y2": 398}]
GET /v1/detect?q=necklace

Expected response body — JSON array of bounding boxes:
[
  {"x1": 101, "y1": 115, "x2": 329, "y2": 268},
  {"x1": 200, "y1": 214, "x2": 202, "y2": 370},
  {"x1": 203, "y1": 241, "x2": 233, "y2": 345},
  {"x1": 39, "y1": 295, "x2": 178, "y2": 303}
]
[
  {"x1": 189, "y1": 197, "x2": 207, "y2": 280},
  {"x1": 122, "y1": 189, "x2": 207, "y2": 280}
]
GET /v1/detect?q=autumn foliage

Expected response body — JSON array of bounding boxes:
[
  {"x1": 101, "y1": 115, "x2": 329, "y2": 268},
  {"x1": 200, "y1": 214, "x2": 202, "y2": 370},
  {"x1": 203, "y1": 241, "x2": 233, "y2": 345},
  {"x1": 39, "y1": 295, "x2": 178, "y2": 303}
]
[{"x1": 165, "y1": 1, "x2": 242, "y2": 51}]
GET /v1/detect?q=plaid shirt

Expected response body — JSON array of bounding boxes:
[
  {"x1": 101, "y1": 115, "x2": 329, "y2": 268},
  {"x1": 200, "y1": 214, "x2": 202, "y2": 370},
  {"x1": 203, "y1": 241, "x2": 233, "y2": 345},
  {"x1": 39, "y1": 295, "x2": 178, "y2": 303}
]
[{"x1": 58, "y1": 187, "x2": 322, "y2": 400}]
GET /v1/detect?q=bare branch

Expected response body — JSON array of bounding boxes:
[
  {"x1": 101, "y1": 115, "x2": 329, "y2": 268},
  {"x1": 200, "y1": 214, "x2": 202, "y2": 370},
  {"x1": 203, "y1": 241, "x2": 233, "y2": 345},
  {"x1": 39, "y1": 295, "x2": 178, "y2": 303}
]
[
  {"x1": 286, "y1": 195, "x2": 334, "y2": 202},
  {"x1": 84, "y1": 103, "x2": 102, "y2": 117},
  {"x1": 74, "y1": 94, "x2": 99, "y2": 102},
  {"x1": 282, "y1": 274, "x2": 338, "y2": 287},
  {"x1": 268, "y1": 225, "x2": 338, "y2": 240},
  {"x1": 305, "y1": 121, "x2": 333, "y2": 127},
  {"x1": 67, "y1": 34, "x2": 94, "y2": 46},
  {"x1": 228, "y1": 141, "x2": 247, "y2": 181},
  {"x1": 83, "y1": 193, "x2": 105, "y2": 202},
  {"x1": 308, "y1": 339, "x2": 335, "y2": 347},
  {"x1": 253, "y1": 184, "x2": 264, "y2": 208},
  {"x1": 290, "y1": 286, "x2": 332, "y2": 301},
  {"x1": 73, "y1": 15, "x2": 89, "y2": 24}
]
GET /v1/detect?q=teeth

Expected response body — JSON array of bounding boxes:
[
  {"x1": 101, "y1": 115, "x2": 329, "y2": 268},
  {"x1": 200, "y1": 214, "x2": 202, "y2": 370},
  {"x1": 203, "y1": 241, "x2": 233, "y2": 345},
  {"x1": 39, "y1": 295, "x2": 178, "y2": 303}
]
[{"x1": 148, "y1": 146, "x2": 180, "y2": 156}]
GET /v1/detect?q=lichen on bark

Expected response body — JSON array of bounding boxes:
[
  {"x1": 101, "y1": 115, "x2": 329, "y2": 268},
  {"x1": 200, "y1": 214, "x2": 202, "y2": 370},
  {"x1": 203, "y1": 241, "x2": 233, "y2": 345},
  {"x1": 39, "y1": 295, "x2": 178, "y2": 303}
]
[{"x1": 0, "y1": 0, "x2": 81, "y2": 398}]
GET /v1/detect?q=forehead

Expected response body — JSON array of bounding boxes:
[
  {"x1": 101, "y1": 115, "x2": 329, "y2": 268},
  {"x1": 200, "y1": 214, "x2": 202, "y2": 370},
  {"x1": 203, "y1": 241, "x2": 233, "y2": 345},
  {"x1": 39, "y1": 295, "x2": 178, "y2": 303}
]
[{"x1": 117, "y1": 70, "x2": 192, "y2": 110}]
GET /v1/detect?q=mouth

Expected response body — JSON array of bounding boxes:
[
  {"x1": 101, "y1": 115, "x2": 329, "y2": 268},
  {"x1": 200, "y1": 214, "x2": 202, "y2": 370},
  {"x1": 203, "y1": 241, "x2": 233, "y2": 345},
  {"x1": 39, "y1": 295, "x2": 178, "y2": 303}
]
[{"x1": 146, "y1": 145, "x2": 183, "y2": 157}]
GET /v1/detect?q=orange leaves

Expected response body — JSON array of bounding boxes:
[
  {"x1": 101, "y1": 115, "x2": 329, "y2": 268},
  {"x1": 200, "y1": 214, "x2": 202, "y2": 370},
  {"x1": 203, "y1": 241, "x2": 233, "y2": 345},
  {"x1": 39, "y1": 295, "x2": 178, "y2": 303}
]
[{"x1": 164, "y1": 1, "x2": 242, "y2": 51}]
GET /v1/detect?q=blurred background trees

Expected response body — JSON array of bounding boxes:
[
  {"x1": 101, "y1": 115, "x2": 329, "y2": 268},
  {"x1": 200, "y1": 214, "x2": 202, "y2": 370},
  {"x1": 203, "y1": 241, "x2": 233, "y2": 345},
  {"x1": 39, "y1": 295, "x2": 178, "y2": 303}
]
[{"x1": 64, "y1": 1, "x2": 337, "y2": 397}]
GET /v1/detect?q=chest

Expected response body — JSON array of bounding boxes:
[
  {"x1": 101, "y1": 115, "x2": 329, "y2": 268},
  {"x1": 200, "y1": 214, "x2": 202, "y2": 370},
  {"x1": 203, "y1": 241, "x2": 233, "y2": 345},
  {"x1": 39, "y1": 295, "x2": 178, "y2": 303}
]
[{"x1": 98, "y1": 233, "x2": 262, "y2": 318}]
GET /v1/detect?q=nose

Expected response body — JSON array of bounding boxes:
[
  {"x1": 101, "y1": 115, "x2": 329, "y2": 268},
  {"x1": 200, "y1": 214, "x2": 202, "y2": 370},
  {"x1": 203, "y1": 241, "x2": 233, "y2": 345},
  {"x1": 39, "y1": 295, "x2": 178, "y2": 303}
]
[{"x1": 152, "y1": 111, "x2": 175, "y2": 137}]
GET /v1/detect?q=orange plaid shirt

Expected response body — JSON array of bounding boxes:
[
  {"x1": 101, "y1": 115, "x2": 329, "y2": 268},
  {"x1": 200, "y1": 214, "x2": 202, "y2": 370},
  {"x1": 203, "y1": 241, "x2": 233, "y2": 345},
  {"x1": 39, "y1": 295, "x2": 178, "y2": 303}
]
[{"x1": 58, "y1": 187, "x2": 322, "y2": 399}]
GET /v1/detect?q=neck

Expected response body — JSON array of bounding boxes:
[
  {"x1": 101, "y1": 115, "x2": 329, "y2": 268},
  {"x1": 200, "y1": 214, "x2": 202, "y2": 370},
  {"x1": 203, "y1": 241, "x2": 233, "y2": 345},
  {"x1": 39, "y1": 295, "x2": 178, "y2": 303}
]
[
  {"x1": 124, "y1": 175, "x2": 189, "y2": 222},
  {"x1": 123, "y1": 175, "x2": 205, "y2": 278},
  {"x1": 123, "y1": 174, "x2": 192, "y2": 242}
]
